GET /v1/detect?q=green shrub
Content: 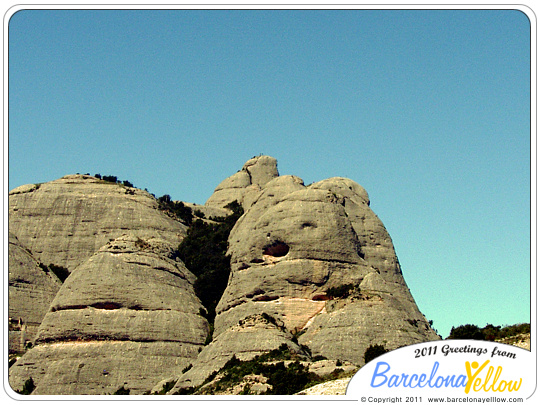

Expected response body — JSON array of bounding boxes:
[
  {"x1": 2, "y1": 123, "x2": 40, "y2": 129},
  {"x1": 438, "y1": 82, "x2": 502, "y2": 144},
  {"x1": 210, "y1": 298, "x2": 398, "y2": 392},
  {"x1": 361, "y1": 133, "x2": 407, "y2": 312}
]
[
  {"x1": 158, "y1": 195, "x2": 193, "y2": 225},
  {"x1": 326, "y1": 283, "x2": 356, "y2": 299},
  {"x1": 447, "y1": 324, "x2": 485, "y2": 340},
  {"x1": 182, "y1": 342, "x2": 351, "y2": 394},
  {"x1": 113, "y1": 386, "x2": 130, "y2": 395},
  {"x1": 447, "y1": 323, "x2": 530, "y2": 340},
  {"x1": 364, "y1": 344, "x2": 388, "y2": 364},
  {"x1": 498, "y1": 323, "x2": 530, "y2": 339},
  {"x1": 177, "y1": 201, "x2": 243, "y2": 327},
  {"x1": 207, "y1": 348, "x2": 318, "y2": 395},
  {"x1": 194, "y1": 210, "x2": 205, "y2": 219},
  {"x1": 102, "y1": 175, "x2": 118, "y2": 183},
  {"x1": 154, "y1": 380, "x2": 177, "y2": 395},
  {"x1": 182, "y1": 364, "x2": 193, "y2": 374},
  {"x1": 16, "y1": 377, "x2": 35, "y2": 395}
]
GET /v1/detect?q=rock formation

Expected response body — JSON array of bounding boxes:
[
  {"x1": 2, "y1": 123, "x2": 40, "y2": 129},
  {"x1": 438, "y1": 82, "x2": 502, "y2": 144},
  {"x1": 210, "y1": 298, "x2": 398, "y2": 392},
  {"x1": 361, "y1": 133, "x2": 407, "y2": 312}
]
[
  {"x1": 8, "y1": 233, "x2": 62, "y2": 351},
  {"x1": 8, "y1": 158, "x2": 440, "y2": 395},
  {"x1": 169, "y1": 160, "x2": 439, "y2": 392},
  {"x1": 8, "y1": 174, "x2": 187, "y2": 273},
  {"x1": 205, "y1": 155, "x2": 279, "y2": 210},
  {"x1": 8, "y1": 175, "x2": 204, "y2": 394},
  {"x1": 9, "y1": 234, "x2": 209, "y2": 395}
]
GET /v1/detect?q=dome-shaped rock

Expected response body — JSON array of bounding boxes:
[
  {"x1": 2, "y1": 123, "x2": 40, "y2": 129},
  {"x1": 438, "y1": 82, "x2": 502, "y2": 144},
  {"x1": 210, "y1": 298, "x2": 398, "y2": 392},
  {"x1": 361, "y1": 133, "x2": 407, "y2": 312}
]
[
  {"x1": 9, "y1": 235, "x2": 209, "y2": 394},
  {"x1": 8, "y1": 174, "x2": 187, "y2": 273},
  {"x1": 8, "y1": 233, "x2": 62, "y2": 351},
  {"x1": 205, "y1": 155, "x2": 279, "y2": 210},
  {"x1": 170, "y1": 157, "x2": 439, "y2": 393}
]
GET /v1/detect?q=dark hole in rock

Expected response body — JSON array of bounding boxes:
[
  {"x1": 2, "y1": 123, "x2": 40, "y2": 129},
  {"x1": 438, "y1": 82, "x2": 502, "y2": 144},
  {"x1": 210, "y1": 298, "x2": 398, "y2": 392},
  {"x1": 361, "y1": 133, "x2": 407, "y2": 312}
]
[
  {"x1": 252, "y1": 295, "x2": 279, "y2": 302},
  {"x1": 263, "y1": 241, "x2": 290, "y2": 257},
  {"x1": 250, "y1": 258, "x2": 264, "y2": 264},
  {"x1": 247, "y1": 288, "x2": 265, "y2": 298},
  {"x1": 51, "y1": 304, "x2": 87, "y2": 312},
  {"x1": 312, "y1": 294, "x2": 331, "y2": 301},
  {"x1": 91, "y1": 302, "x2": 122, "y2": 310}
]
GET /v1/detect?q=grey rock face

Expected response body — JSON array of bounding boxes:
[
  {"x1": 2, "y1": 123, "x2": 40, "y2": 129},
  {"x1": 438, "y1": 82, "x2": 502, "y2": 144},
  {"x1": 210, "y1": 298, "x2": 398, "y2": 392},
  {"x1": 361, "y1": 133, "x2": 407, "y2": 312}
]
[
  {"x1": 205, "y1": 155, "x2": 279, "y2": 210},
  {"x1": 10, "y1": 341, "x2": 197, "y2": 395},
  {"x1": 9, "y1": 235, "x2": 209, "y2": 394},
  {"x1": 215, "y1": 173, "x2": 439, "y2": 365},
  {"x1": 8, "y1": 233, "x2": 62, "y2": 350},
  {"x1": 170, "y1": 158, "x2": 439, "y2": 393},
  {"x1": 9, "y1": 158, "x2": 439, "y2": 395},
  {"x1": 8, "y1": 176, "x2": 203, "y2": 395},
  {"x1": 172, "y1": 313, "x2": 307, "y2": 391},
  {"x1": 8, "y1": 174, "x2": 187, "y2": 273}
]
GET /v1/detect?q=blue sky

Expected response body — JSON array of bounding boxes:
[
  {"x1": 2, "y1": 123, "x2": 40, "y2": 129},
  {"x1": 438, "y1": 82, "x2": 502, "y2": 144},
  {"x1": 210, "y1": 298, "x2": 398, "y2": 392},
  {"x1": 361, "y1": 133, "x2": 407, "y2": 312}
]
[{"x1": 7, "y1": 8, "x2": 532, "y2": 338}]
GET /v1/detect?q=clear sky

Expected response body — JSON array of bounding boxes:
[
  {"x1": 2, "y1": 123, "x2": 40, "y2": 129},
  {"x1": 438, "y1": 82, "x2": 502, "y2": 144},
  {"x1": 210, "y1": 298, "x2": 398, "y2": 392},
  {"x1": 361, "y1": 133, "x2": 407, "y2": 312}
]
[{"x1": 7, "y1": 7, "x2": 532, "y2": 338}]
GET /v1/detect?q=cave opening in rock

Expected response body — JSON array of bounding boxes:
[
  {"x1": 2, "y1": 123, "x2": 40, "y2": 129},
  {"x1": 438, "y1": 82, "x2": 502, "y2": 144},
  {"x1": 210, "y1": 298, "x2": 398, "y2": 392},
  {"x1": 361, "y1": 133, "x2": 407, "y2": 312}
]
[
  {"x1": 90, "y1": 302, "x2": 122, "y2": 310},
  {"x1": 263, "y1": 241, "x2": 290, "y2": 257}
]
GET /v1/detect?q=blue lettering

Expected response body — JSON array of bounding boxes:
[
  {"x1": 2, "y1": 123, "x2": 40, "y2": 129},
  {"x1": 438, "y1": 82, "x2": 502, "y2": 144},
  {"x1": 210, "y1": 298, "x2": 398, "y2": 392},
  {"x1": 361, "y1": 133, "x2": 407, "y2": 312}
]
[
  {"x1": 371, "y1": 362, "x2": 390, "y2": 388},
  {"x1": 455, "y1": 375, "x2": 468, "y2": 388},
  {"x1": 369, "y1": 361, "x2": 466, "y2": 389},
  {"x1": 408, "y1": 373, "x2": 419, "y2": 388},
  {"x1": 388, "y1": 374, "x2": 399, "y2": 387},
  {"x1": 428, "y1": 362, "x2": 440, "y2": 387},
  {"x1": 401, "y1": 374, "x2": 410, "y2": 388}
]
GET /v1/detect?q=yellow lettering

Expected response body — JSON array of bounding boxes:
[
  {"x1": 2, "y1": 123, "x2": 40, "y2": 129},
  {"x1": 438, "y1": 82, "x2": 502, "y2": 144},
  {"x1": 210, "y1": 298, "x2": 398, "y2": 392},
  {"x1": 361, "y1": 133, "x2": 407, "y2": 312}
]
[
  {"x1": 496, "y1": 380, "x2": 508, "y2": 391},
  {"x1": 465, "y1": 360, "x2": 490, "y2": 394},
  {"x1": 464, "y1": 361, "x2": 522, "y2": 394},
  {"x1": 481, "y1": 366, "x2": 494, "y2": 392},
  {"x1": 492, "y1": 366, "x2": 503, "y2": 391},
  {"x1": 509, "y1": 379, "x2": 522, "y2": 392}
]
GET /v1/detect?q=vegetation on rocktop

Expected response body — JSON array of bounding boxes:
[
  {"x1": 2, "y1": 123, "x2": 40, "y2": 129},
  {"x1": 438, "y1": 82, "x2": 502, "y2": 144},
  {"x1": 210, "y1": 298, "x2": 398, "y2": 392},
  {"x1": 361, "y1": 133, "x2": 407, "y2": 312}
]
[
  {"x1": 39, "y1": 262, "x2": 70, "y2": 283},
  {"x1": 181, "y1": 343, "x2": 348, "y2": 395},
  {"x1": 177, "y1": 201, "x2": 244, "y2": 326},
  {"x1": 94, "y1": 174, "x2": 134, "y2": 188},
  {"x1": 363, "y1": 344, "x2": 388, "y2": 365},
  {"x1": 447, "y1": 323, "x2": 530, "y2": 341},
  {"x1": 326, "y1": 283, "x2": 358, "y2": 299},
  {"x1": 16, "y1": 377, "x2": 35, "y2": 395},
  {"x1": 157, "y1": 194, "x2": 193, "y2": 225}
]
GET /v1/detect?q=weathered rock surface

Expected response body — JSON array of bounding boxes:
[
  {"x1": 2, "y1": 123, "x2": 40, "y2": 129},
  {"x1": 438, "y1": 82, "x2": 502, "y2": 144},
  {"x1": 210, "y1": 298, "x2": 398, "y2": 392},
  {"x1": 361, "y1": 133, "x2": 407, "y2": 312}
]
[
  {"x1": 169, "y1": 158, "x2": 439, "y2": 393},
  {"x1": 9, "y1": 157, "x2": 440, "y2": 395},
  {"x1": 8, "y1": 177, "x2": 202, "y2": 395},
  {"x1": 8, "y1": 233, "x2": 62, "y2": 350},
  {"x1": 9, "y1": 235, "x2": 209, "y2": 394},
  {"x1": 216, "y1": 172, "x2": 438, "y2": 361},
  {"x1": 171, "y1": 313, "x2": 307, "y2": 391},
  {"x1": 8, "y1": 174, "x2": 187, "y2": 273},
  {"x1": 10, "y1": 341, "x2": 197, "y2": 395},
  {"x1": 295, "y1": 377, "x2": 351, "y2": 395},
  {"x1": 205, "y1": 155, "x2": 279, "y2": 210}
]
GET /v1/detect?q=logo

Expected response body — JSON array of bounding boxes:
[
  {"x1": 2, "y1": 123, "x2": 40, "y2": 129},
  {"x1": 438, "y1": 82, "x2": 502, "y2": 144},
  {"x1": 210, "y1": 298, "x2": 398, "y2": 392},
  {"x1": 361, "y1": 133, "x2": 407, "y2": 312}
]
[{"x1": 347, "y1": 340, "x2": 533, "y2": 401}]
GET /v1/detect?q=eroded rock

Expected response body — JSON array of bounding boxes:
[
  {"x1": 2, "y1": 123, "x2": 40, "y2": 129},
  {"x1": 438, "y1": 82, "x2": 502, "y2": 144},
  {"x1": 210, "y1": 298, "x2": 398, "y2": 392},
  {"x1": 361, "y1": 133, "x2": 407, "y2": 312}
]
[
  {"x1": 9, "y1": 158, "x2": 439, "y2": 395},
  {"x1": 205, "y1": 155, "x2": 279, "y2": 210},
  {"x1": 9, "y1": 235, "x2": 209, "y2": 395},
  {"x1": 8, "y1": 174, "x2": 187, "y2": 273},
  {"x1": 8, "y1": 233, "x2": 62, "y2": 350},
  {"x1": 170, "y1": 157, "x2": 439, "y2": 393}
]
